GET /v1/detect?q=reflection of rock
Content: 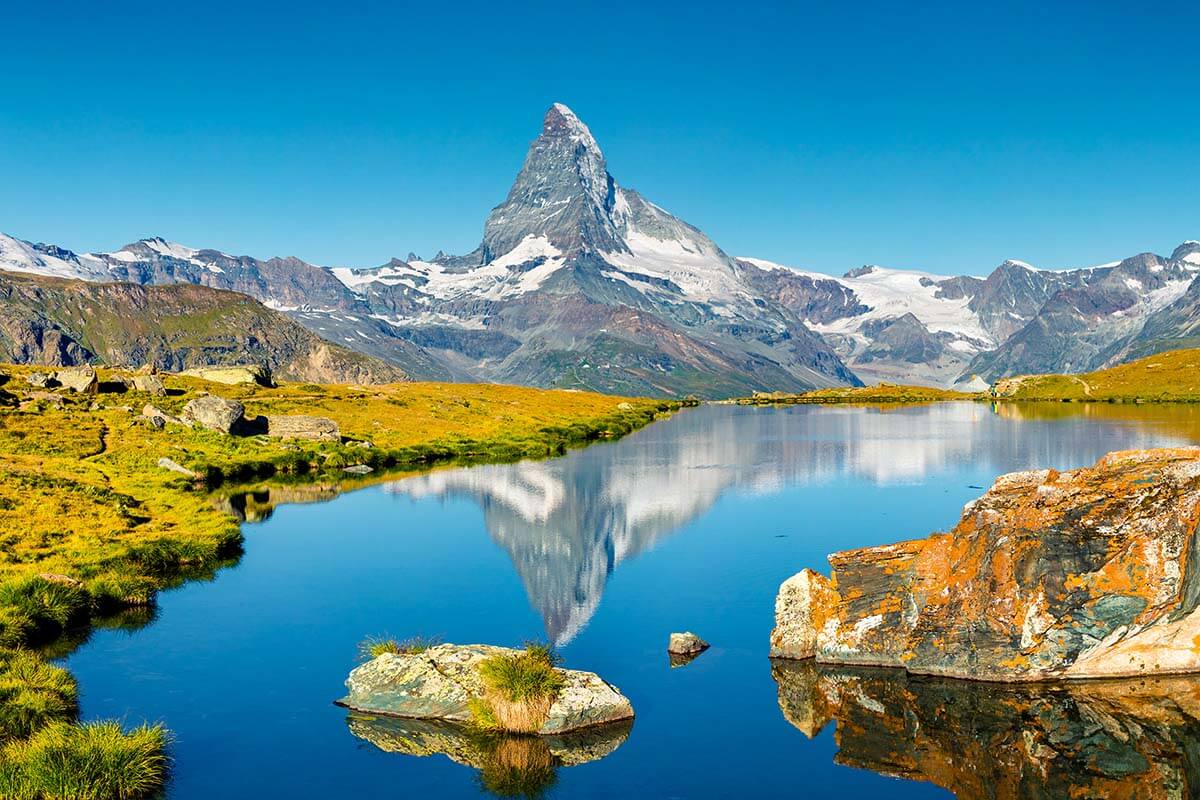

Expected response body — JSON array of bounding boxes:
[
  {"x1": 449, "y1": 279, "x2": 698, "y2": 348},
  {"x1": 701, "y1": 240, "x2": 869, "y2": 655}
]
[
  {"x1": 339, "y1": 644, "x2": 634, "y2": 735},
  {"x1": 772, "y1": 448, "x2": 1200, "y2": 680},
  {"x1": 772, "y1": 659, "x2": 1200, "y2": 799},
  {"x1": 215, "y1": 484, "x2": 342, "y2": 522},
  {"x1": 347, "y1": 713, "x2": 631, "y2": 797},
  {"x1": 386, "y1": 404, "x2": 1189, "y2": 647}
]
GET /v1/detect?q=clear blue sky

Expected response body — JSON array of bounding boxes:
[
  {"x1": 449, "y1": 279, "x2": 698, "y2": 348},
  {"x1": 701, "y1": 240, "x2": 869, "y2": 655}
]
[{"x1": 1, "y1": 0, "x2": 1196, "y2": 275}]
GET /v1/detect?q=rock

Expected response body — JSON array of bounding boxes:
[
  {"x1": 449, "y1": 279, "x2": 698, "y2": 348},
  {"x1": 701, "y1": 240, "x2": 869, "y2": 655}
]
[
  {"x1": 339, "y1": 644, "x2": 634, "y2": 735},
  {"x1": 35, "y1": 573, "x2": 81, "y2": 587},
  {"x1": 179, "y1": 365, "x2": 273, "y2": 387},
  {"x1": 770, "y1": 448, "x2": 1200, "y2": 681},
  {"x1": 55, "y1": 366, "x2": 97, "y2": 394},
  {"x1": 617, "y1": 402, "x2": 633, "y2": 410},
  {"x1": 142, "y1": 404, "x2": 186, "y2": 427},
  {"x1": 667, "y1": 631, "x2": 709, "y2": 655},
  {"x1": 265, "y1": 415, "x2": 340, "y2": 442},
  {"x1": 342, "y1": 464, "x2": 374, "y2": 475},
  {"x1": 181, "y1": 395, "x2": 245, "y2": 434},
  {"x1": 136, "y1": 364, "x2": 158, "y2": 375},
  {"x1": 25, "y1": 372, "x2": 53, "y2": 388},
  {"x1": 132, "y1": 374, "x2": 167, "y2": 396},
  {"x1": 772, "y1": 658, "x2": 1200, "y2": 798},
  {"x1": 25, "y1": 391, "x2": 65, "y2": 408},
  {"x1": 157, "y1": 457, "x2": 198, "y2": 478}
]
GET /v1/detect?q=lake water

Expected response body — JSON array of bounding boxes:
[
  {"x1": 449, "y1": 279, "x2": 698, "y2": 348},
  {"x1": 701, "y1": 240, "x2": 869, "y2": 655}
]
[{"x1": 64, "y1": 402, "x2": 1200, "y2": 798}]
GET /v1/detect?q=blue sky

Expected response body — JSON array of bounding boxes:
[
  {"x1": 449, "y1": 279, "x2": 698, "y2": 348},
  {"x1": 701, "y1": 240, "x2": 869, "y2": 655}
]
[{"x1": 1, "y1": 0, "x2": 1197, "y2": 275}]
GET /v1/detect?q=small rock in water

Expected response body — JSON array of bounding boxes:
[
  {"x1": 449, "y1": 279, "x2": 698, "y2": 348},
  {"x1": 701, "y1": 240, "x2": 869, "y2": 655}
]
[
  {"x1": 667, "y1": 631, "x2": 710, "y2": 655},
  {"x1": 342, "y1": 464, "x2": 374, "y2": 475}
]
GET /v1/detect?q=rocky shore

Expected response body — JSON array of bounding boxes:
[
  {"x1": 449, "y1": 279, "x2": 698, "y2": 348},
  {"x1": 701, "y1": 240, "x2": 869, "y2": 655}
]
[{"x1": 771, "y1": 447, "x2": 1200, "y2": 681}]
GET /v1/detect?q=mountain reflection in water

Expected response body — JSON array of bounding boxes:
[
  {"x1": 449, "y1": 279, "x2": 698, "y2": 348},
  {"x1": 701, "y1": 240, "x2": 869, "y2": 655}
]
[
  {"x1": 772, "y1": 659, "x2": 1200, "y2": 798},
  {"x1": 383, "y1": 403, "x2": 1200, "y2": 645}
]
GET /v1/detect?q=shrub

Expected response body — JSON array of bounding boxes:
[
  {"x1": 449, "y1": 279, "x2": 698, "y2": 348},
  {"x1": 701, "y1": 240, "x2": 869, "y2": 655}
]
[
  {"x1": 0, "y1": 651, "x2": 79, "y2": 742},
  {"x1": 471, "y1": 644, "x2": 566, "y2": 734},
  {"x1": 0, "y1": 721, "x2": 168, "y2": 800}
]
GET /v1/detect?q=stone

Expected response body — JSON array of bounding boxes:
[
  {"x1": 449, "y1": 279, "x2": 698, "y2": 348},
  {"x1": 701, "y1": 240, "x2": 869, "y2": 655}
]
[
  {"x1": 25, "y1": 372, "x2": 53, "y2": 388},
  {"x1": 265, "y1": 415, "x2": 340, "y2": 442},
  {"x1": 770, "y1": 448, "x2": 1200, "y2": 681},
  {"x1": 617, "y1": 402, "x2": 633, "y2": 410},
  {"x1": 342, "y1": 464, "x2": 373, "y2": 475},
  {"x1": 179, "y1": 365, "x2": 273, "y2": 387},
  {"x1": 26, "y1": 391, "x2": 65, "y2": 408},
  {"x1": 181, "y1": 395, "x2": 245, "y2": 434},
  {"x1": 142, "y1": 404, "x2": 185, "y2": 427},
  {"x1": 55, "y1": 366, "x2": 97, "y2": 393},
  {"x1": 132, "y1": 374, "x2": 167, "y2": 396},
  {"x1": 772, "y1": 658, "x2": 1200, "y2": 798},
  {"x1": 339, "y1": 644, "x2": 634, "y2": 735},
  {"x1": 136, "y1": 364, "x2": 158, "y2": 375},
  {"x1": 667, "y1": 631, "x2": 709, "y2": 655},
  {"x1": 157, "y1": 457, "x2": 198, "y2": 478}
]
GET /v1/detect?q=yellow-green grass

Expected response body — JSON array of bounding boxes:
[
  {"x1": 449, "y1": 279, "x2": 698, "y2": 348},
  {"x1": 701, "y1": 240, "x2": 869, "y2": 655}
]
[
  {"x1": 736, "y1": 383, "x2": 984, "y2": 405},
  {"x1": 992, "y1": 348, "x2": 1200, "y2": 402},
  {"x1": 470, "y1": 644, "x2": 566, "y2": 734}
]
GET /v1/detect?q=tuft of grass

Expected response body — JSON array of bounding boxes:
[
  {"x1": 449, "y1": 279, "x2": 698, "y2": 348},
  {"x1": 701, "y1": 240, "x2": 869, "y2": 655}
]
[
  {"x1": 471, "y1": 644, "x2": 566, "y2": 734},
  {"x1": 0, "y1": 650, "x2": 79, "y2": 742},
  {"x1": 0, "y1": 720, "x2": 169, "y2": 800},
  {"x1": 357, "y1": 634, "x2": 440, "y2": 662},
  {"x1": 0, "y1": 578, "x2": 89, "y2": 645}
]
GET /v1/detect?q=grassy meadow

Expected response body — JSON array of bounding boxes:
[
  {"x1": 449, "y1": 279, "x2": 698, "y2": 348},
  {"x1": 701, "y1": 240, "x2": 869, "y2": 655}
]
[{"x1": 0, "y1": 364, "x2": 674, "y2": 798}]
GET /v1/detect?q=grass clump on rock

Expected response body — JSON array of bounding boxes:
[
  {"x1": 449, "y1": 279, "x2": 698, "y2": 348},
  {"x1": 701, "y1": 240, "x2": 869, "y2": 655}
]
[
  {"x1": 357, "y1": 634, "x2": 440, "y2": 662},
  {"x1": 470, "y1": 643, "x2": 565, "y2": 734}
]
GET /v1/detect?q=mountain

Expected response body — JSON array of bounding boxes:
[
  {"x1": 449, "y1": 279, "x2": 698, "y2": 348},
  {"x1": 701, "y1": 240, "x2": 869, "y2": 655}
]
[
  {"x1": 0, "y1": 104, "x2": 1196, "y2": 394},
  {"x1": 0, "y1": 269, "x2": 405, "y2": 384}
]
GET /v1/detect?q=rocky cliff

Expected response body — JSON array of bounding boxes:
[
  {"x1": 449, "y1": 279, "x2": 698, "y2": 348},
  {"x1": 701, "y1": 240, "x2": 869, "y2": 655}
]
[{"x1": 771, "y1": 447, "x2": 1200, "y2": 680}]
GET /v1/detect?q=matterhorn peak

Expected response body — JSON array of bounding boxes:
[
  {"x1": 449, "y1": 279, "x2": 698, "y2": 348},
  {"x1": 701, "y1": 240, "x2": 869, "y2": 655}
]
[{"x1": 482, "y1": 103, "x2": 623, "y2": 261}]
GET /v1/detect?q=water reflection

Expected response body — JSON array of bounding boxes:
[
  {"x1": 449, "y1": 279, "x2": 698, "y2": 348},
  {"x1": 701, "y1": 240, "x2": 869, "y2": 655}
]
[
  {"x1": 345, "y1": 714, "x2": 632, "y2": 798},
  {"x1": 772, "y1": 659, "x2": 1200, "y2": 798},
  {"x1": 383, "y1": 403, "x2": 1200, "y2": 644}
]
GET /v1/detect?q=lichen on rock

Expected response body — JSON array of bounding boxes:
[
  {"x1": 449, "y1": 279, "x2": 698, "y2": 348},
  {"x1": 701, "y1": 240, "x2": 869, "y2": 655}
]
[
  {"x1": 338, "y1": 644, "x2": 633, "y2": 735},
  {"x1": 771, "y1": 447, "x2": 1200, "y2": 681}
]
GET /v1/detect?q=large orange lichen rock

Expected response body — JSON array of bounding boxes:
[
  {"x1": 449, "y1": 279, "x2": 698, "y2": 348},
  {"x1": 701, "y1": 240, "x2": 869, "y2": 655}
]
[{"x1": 772, "y1": 447, "x2": 1200, "y2": 680}]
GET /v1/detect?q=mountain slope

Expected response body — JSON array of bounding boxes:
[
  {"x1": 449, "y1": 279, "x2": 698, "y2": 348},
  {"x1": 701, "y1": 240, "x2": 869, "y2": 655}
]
[{"x1": 0, "y1": 270, "x2": 406, "y2": 384}]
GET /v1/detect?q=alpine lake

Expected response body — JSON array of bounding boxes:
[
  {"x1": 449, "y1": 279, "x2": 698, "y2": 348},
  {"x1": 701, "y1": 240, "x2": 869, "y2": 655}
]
[{"x1": 63, "y1": 401, "x2": 1200, "y2": 798}]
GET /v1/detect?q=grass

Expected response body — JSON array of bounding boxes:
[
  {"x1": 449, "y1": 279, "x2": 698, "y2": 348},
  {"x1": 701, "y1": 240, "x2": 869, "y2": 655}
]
[
  {"x1": 737, "y1": 383, "x2": 984, "y2": 405},
  {"x1": 474, "y1": 735, "x2": 558, "y2": 799},
  {"x1": 356, "y1": 634, "x2": 440, "y2": 662},
  {"x1": 991, "y1": 348, "x2": 1200, "y2": 403},
  {"x1": 0, "y1": 651, "x2": 79, "y2": 743},
  {"x1": 470, "y1": 644, "x2": 566, "y2": 735},
  {"x1": 0, "y1": 363, "x2": 671, "y2": 792},
  {"x1": 0, "y1": 721, "x2": 168, "y2": 800}
]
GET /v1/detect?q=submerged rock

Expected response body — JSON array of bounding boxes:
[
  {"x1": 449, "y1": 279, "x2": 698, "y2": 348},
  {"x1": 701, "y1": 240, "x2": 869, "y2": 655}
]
[
  {"x1": 181, "y1": 395, "x2": 245, "y2": 434},
  {"x1": 667, "y1": 631, "x2": 709, "y2": 655},
  {"x1": 339, "y1": 644, "x2": 634, "y2": 735},
  {"x1": 771, "y1": 448, "x2": 1200, "y2": 681},
  {"x1": 772, "y1": 659, "x2": 1200, "y2": 799}
]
